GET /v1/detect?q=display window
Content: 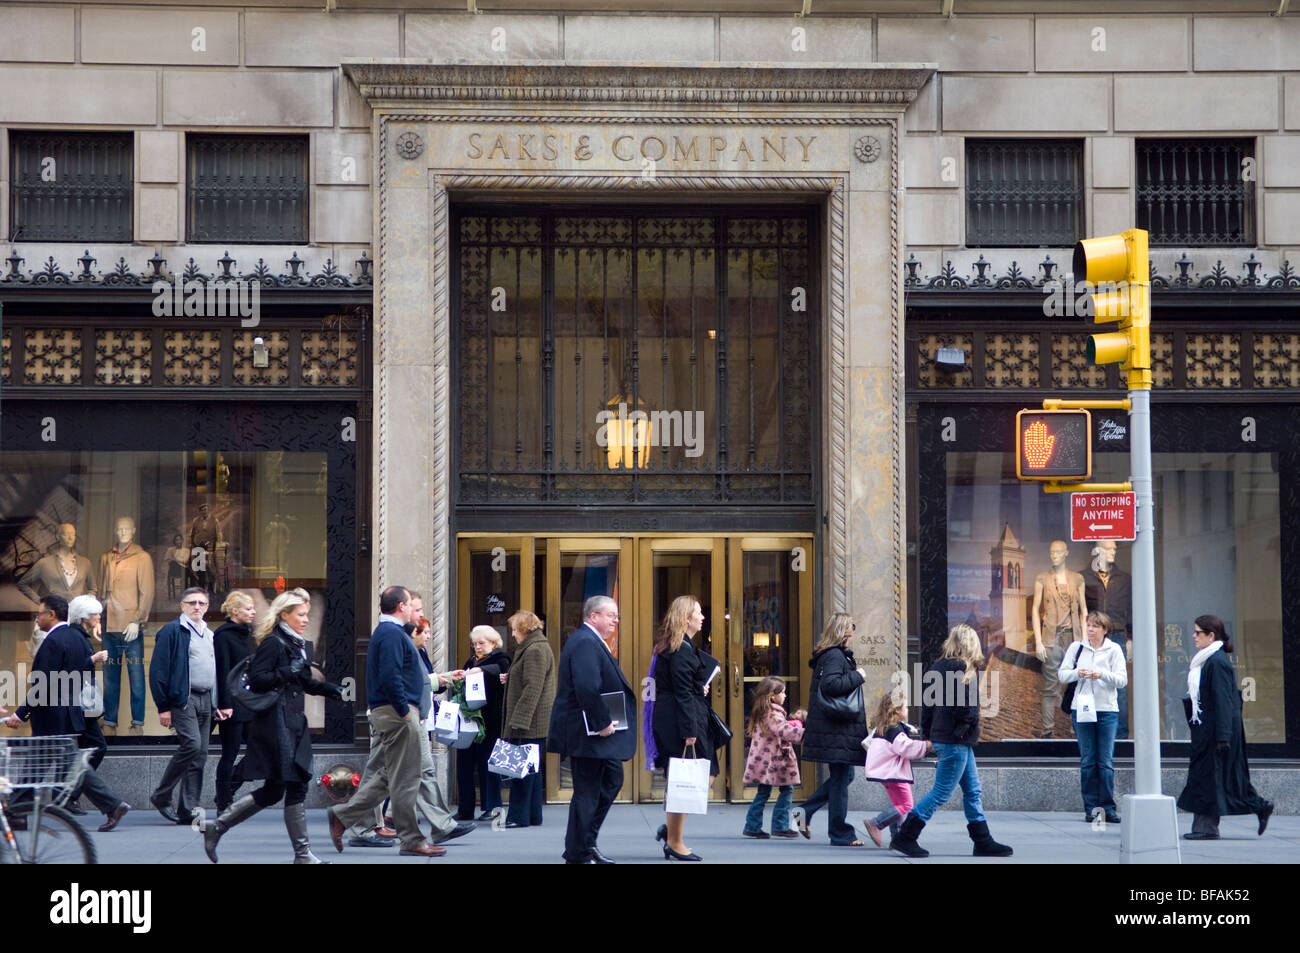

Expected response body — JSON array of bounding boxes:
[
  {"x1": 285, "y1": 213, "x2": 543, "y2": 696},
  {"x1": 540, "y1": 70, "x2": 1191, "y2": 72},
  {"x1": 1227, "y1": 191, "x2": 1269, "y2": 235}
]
[{"x1": 916, "y1": 403, "x2": 1297, "y2": 755}]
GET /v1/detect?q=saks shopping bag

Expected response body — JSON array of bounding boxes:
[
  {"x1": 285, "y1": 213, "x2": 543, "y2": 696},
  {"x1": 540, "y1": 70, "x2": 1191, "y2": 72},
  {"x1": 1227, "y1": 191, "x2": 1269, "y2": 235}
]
[
  {"x1": 487, "y1": 739, "x2": 541, "y2": 778},
  {"x1": 449, "y1": 712, "x2": 479, "y2": 749},
  {"x1": 664, "y1": 752, "x2": 710, "y2": 815},
  {"x1": 434, "y1": 701, "x2": 462, "y2": 745},
  {"x1": 464, "y1": 669, "x2": 488, "y2": 710}
]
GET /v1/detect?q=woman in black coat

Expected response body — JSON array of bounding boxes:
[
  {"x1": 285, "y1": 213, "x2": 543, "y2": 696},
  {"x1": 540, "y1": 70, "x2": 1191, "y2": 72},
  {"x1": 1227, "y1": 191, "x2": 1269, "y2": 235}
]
[
  {"x1": 203, "y1": 590, "x2": 342, "y2": 864},
  {"x1": 795, "y1": 612, "x2": 867, "y2": 846},
  {"x1": 212, "y1": 591, "x2": 256, "y2": 813},
  {"x1": 1178, "y1": 614, "x2": 1274, "y2": 840},
  {"x1": 455, "y1": 625, "x2": 511, "y2": 820},
  {"x1": 651, "y1": 595, "x2": 715, "y2": 861}
]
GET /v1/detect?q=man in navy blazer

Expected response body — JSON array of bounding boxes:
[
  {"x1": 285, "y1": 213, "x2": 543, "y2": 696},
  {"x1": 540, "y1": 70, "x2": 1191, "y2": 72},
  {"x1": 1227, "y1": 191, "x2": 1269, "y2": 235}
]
[
  {"x1": 548, "y1": 594, "x2": 637, "y2": 864},
  {"x1": 5, "y1": 594, "x2": 105, "y2": 736}
]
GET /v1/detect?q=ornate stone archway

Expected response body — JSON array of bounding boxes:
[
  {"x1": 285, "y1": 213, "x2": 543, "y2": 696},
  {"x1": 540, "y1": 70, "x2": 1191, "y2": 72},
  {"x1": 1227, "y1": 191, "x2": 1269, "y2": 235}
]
[{"x1": 345, "y1": 60, "x2": 933, "y2": 685}]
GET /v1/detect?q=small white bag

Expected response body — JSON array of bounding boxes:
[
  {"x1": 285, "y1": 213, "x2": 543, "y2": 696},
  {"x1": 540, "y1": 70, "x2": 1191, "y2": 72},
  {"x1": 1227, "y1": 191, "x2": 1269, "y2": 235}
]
[
  {"x1": 464, "y1": 669, "x2": 487, "y2": 710},
  {"x1": 664, "y1": 750, "x2": 710, "y2": 815},
  {"x1": 434, "y1": 701, "x2": 462, "y2": 745},
  {"x1": 81, "y1": 674, "x2": 104, "y2": 719}
]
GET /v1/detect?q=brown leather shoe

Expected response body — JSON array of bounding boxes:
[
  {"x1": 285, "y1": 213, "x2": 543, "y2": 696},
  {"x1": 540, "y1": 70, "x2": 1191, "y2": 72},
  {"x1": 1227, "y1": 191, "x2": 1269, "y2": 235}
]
[
  {"x1": 374, "y1": 826, "x2": 398, "y2": 838},
  {"x1": 98, "y1": 802, "x2": 130, "y2": 832},
  {"x1": 399, "y1": 842, "x2": 447, "y2": 857},
  {"x1": 327, "y1": 807, "x2": 345, "y2": 852}
]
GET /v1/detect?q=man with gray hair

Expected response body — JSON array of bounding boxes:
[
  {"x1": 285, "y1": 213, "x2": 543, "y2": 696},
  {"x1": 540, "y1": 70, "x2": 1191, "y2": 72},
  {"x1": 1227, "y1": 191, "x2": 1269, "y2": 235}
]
[{"x1": 547, "y1": 594, "x2": 637, "y2": 864}]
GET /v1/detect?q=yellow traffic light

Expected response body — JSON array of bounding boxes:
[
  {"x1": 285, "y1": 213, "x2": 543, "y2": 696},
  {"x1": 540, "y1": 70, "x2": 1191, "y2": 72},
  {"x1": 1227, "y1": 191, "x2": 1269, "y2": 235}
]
[{"x1": 1072, "y1": 228, "x2": 1150, "y2": 388}]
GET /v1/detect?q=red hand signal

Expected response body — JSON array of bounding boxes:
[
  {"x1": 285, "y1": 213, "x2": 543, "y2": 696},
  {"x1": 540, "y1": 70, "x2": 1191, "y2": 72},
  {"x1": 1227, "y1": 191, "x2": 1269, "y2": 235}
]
[{"x1": 1023, "y1": 421, "x2": 1056, "y2": 468}]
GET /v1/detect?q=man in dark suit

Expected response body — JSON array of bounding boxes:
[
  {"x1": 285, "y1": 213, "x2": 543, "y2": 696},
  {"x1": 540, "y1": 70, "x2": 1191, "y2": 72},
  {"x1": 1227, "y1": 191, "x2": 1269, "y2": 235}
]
[{"x1": 548, "y1": 594, "x2": 637, "y2": 864}]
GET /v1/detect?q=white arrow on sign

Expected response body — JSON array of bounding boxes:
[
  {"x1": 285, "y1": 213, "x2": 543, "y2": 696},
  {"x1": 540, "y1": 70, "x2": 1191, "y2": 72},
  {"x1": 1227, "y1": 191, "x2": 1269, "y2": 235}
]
[{"x1": 1090, "y1": 524, "x2": 1114, "y2": 531}]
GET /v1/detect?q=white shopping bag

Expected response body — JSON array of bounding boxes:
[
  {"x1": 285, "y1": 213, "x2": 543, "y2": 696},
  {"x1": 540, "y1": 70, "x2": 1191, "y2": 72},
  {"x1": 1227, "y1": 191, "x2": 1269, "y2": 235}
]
[
  {"x1": 464, "y1": 669, "x2": 488, "y2": 710},
  {"x1": 434, "y1": 701, "x2": 462, "y2": 745},
  {"x1": 664, "y1": 755, "x2": 710, "y2": 815}
]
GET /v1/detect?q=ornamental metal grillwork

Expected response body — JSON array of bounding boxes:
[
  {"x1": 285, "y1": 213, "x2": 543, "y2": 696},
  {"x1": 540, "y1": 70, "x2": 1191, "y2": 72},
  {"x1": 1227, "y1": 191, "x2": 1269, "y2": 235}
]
[
  {"x1": 95, "y1": 329, "x2": 151, "y2": 385},
  {"x1": 9, "y1": 132, "x2": 133, "y2": 242},
  {"x1": 1051, "y1": 334, "x2": 1107, "y2": 389},
  {"x1": 0, "y1": 328, "x2": 9, "y2": 384},
  {"x1": 233, "y1": 330, "x2": 290, "y2": 386},
  {"x1": 1185, "y1": 333, "x2": 1240, "y2": 388},
  {"x1": 0, "y1": 248, "x2": 372, "y2": 289},
  {"x1": 1136, "y1": 139, "x2": 1254, "y2": 247},
  {"x1": 23, "y1": 328, "x2": 80, "y2": 384},
  {"x1": 965, "y1": 140, "x2": 1082, "y2": 248},
  {"x1": 1151, "y1": 332, "x2": 1174, "y2": 389},
  {"x1": 301, "y1": 326, "x2": 359, "y2": 387},
  {"x1": 163, "y1": 330, "x2": 222, "y2": 386},
  {"x1": 455, "y1": 208, "x2": 816, "y2": 505},
  {"x1": 1253, "y1": 334, "x2": 1300, "y2": 389},
  {"x1": 188, "y1": 135, "x2": 308, "y2": 244},
  {"x1": 984, "y1": 333, "x2": 1038, "y2": 387}
]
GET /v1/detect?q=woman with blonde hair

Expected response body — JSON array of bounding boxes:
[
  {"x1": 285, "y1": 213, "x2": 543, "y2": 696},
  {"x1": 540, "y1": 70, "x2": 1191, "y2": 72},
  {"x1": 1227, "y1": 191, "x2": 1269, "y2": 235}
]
[
  {"x1": 794, "y1": 612, "x2": 868, "y2": 846},
  {"x1": 203, "y1": 589, "x2": 343, "y2": 863},
  {"x1": 889, "y1": 624, "x2": 1012, "y2": 858},
  {"x1": 454, "y1": 624, "x2": 511, "y2": 820},
  {"x1": 650, "y1": 594, "x2": 714, "y2": 860},
  {"x1": 213, "y1": 589, "x2": 257, "y2": 813}
]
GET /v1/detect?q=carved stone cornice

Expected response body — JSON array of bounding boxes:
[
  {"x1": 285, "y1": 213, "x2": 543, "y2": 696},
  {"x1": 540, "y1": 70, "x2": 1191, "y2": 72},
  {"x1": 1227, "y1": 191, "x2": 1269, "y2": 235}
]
[{"x1": 344, "y1": 60, "x2": 934, "y2": 111}]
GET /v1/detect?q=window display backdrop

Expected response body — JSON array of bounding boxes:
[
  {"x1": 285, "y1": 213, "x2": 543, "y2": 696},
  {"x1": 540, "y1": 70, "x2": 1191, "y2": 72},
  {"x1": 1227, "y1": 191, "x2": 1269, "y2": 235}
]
[
  {"x1": 0, "y1": 401, "x2": 358, "y2": 744},
  {"x1": 916, "y1": 403, "x2": 1297, "y2": 756}
]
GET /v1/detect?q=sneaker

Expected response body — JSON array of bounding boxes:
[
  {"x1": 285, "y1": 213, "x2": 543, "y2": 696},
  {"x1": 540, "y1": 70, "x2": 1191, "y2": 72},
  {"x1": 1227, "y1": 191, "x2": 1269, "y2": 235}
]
[
  {"x1": 1104, "y1": 811, "x2": 1121, "y2": 825},
  {"x1": 862, "y1": 819, "x2": 883, "y2": 847},
  {"x1": 771, "y1": 830, "x2": 800, "y2": 839},
  {"x1": 742, "y1": 829, "x2": 771, "y2": 839},
  {"x1": 347, "y1": 832, "x2": 397, "y2": 848}
]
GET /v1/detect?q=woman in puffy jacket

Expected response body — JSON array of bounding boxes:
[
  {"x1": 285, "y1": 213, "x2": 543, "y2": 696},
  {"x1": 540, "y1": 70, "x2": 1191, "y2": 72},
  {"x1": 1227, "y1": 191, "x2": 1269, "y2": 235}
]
[
  {"x1": 794, "y1": 612, "x2": 868, "y2": 846},
  {"x1": 1059, "y1": 610, "x2": 1128, "y2": 824},
  {"x1": 889, "y1": 624, "x2": 1012, "y2": 859}
]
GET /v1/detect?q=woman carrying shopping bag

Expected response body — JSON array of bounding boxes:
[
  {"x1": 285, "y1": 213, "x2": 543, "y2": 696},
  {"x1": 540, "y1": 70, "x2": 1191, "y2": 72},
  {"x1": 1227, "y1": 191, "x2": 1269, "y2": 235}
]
[
  {"x1": 453, "y1": 625, "x2": 511, "y2": 820},
  {"x1": 651, "y1": 595, "x2": 715, "y2": 861}
]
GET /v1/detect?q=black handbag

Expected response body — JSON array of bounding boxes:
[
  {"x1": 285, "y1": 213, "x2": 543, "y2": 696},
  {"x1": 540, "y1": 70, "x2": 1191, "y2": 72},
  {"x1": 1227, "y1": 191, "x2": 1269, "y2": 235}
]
[
  {"x1": 1060, "y1": 642, "x2": 1084, "y2": 714},
  {"x1": 229, "y1": 655, "x2": 280, "y2": 714},
  {"x1": 813, "y1": 657, "x2": 865, "y2": 722},
  {"x1": 708, "y1": 708, "x2": 732, "y2": 746}
]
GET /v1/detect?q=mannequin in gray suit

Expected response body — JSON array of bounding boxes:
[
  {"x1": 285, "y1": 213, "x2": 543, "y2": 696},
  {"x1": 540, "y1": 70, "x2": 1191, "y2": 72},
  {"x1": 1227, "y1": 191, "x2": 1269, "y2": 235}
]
[{"x1": 18, "y1": 524, "x2": 96, "y2": 605}]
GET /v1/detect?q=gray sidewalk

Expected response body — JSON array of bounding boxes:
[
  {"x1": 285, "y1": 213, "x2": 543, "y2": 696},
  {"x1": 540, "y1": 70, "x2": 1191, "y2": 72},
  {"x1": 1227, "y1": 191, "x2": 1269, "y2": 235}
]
[{"x1": 84, "y1": 803, "x2": 1298, "y2": 864}]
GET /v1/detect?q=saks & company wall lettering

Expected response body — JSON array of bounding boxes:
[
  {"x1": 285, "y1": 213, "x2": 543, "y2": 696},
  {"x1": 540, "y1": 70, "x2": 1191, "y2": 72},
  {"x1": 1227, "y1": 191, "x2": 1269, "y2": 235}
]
[{"x1": 465, "y1": 130, "x2": 817, "y2": 166}]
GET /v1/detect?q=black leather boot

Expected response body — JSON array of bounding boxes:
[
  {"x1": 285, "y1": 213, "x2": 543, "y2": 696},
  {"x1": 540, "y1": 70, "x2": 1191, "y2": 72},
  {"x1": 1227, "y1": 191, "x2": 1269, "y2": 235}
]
[
  {"x1": 967, "y1": 820, "x2": 1013, "y2": 856},
  {"x1": 888, "y1": 812, "x2": 929, "y2": 858}
]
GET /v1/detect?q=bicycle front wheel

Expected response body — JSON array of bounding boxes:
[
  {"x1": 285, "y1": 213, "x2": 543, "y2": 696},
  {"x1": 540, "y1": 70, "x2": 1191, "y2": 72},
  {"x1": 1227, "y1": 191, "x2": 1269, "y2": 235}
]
[{"x1": 6, "y1": 802, "x2": 97, "y2": 864}]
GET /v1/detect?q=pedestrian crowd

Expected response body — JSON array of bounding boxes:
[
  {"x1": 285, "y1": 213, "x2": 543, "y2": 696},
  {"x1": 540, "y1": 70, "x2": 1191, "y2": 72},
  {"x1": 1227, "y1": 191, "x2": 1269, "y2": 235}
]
[{"x1": 1, "y1": 587, "x2": 1274, "y2": 863}]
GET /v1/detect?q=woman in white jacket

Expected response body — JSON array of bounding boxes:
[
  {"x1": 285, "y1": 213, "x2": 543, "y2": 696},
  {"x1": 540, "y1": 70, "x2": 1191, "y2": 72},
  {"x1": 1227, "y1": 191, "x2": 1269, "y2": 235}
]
[{"x1": 1059, "y1": 610, "x2": 1129, "y2": 824}]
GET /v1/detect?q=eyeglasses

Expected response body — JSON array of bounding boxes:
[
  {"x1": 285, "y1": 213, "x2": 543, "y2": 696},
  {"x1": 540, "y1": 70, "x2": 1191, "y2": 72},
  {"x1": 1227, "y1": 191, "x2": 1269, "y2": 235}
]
[{"x1": 183, "y1": 600, "x2": 209, "y2": 607}]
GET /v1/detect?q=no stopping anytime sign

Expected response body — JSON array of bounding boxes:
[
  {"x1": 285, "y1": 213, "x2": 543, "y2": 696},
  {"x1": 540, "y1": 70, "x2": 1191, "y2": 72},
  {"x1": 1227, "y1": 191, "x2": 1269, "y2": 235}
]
[{"x1": 1070, "y1": 491, "x2": 1137, "y2": 542}]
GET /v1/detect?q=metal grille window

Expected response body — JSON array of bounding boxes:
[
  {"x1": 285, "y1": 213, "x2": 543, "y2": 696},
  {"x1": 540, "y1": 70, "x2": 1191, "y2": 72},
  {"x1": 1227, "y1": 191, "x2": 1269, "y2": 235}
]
[
  {"x1": 1137, "y1": 139, "x2": 1254, "y2": 246},
  {"x1": 966, "y1": 140, "x2": 1083, "y2": 247},
  {"x1": 187, "y1": 135, "x2": 308, "y2": 243},
  {"x1": 9, "y1": 132, "x2": 133, "y2": 242},
  {"x1": 455, "y1": 208, "x2": 816, "y2": 506}
]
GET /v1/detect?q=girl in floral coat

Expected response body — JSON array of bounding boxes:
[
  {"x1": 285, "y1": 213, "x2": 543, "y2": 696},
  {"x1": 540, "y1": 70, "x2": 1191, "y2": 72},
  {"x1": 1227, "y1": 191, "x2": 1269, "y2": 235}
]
[{"x1": 741, "y1": 677, "x2": 806, "y2": 838}]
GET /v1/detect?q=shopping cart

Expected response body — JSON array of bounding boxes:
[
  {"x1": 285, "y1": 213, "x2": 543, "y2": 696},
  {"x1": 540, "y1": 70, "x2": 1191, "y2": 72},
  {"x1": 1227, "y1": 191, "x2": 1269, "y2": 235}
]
[{"x1": 0, "y1": 735, "x2": 97, "y2": 864}]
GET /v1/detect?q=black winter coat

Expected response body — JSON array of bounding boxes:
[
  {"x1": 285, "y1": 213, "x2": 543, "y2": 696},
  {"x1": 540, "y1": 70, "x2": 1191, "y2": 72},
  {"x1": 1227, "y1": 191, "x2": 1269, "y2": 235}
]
[
  {"x1": 235, "y1": 627, "x2": 341, "y2": 784},
  {"x1": 920, "y1": 657, "x2": 980, "y2": 746},
  {"x1": 652, "y1": 638, "x2": 718, "y2": 774},
  {"x1": 213, "y1": 619, "x2": 254, "y2": 721},
  {"x1": 802, "y1": 646, "x2": 866, "y2": 765},
  {"x1": 1177, "y1": 650, "x2": 1268, "y2": 817},
  {"x1": 16, "y1": 623, "x2": 94, "y2": 736},
  {"x1": 462, "y1": 648, "x2": 511, "y2": 742}
]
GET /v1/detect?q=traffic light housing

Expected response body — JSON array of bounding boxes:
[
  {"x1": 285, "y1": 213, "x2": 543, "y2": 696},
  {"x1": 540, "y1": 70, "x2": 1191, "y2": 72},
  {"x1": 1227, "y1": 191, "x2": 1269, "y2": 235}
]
[
  {"x1": 1073, "y1": 228, "x2": 1150, "y2": 388},
  {"x1": 1016, "y1": 409, "x2": 1092, "y2": 480}
]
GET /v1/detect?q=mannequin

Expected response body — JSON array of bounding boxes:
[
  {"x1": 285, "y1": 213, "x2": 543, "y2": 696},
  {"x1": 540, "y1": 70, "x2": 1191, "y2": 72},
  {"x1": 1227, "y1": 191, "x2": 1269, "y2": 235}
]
[
  {"x1": 98, "y1": 516, "x2": 155, "y2": 735},
  {"x1": 1031, "y1": 540, "x2": 1087, "y2": 739},
  {"x1": 17, "y1": 523, "x2": 96, "y2": 604},
  {"x1": 1083, "y1": 540, "x2": 1132, "y2": 739},
  {"x1": 188, "y1": 502, "x2": 223, "y2": 592},
  {"x1": 264, "y1": 514, "x2": 291, "y2": 576}
]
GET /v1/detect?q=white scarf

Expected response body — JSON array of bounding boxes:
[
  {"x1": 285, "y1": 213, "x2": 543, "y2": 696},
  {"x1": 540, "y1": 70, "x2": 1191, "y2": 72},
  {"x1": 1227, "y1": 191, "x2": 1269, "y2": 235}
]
[{"x1": 1186, "y1": 640, "x2": 1223, "y2": 724}]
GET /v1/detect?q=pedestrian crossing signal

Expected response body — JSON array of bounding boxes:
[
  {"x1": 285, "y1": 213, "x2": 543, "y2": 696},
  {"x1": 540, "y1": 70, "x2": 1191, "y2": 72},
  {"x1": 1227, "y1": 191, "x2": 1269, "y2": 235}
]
[{"x1": 1016, "y1": 409, "x2": 1091, "y2": 480}]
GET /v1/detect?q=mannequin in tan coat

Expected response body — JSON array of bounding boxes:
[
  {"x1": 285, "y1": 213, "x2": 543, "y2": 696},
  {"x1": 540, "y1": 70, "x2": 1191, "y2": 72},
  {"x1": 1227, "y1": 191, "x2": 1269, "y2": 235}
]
[{"x1": 98, "y1": 516, "x2": 155, "y2": 733}]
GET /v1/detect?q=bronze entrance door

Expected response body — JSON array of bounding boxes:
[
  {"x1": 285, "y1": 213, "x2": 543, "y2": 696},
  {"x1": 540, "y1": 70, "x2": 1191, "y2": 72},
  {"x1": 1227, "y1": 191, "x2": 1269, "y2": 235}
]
[{"x1": 455, "y1": 534, "x2": 814, "y2": 803}]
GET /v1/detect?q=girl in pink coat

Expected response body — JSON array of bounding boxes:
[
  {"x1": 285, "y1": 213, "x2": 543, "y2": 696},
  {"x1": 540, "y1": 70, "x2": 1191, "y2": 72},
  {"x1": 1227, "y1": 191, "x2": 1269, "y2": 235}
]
[
  {"x1": 742, "y1": 677, "x2": 806, "y2": 839},
  {"x1": 861, "y1": 689, "x2": 932, "y2": 847}
]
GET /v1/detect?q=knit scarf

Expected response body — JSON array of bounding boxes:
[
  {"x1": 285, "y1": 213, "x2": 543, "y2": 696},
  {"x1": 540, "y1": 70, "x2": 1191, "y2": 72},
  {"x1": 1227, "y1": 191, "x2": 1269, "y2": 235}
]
[
  {"x1": 1186, "y1": 640, "x2": 1223, "y2": 725},
  {"x1": 278, "y1": 621, "x2": 307, "y2": 661}
]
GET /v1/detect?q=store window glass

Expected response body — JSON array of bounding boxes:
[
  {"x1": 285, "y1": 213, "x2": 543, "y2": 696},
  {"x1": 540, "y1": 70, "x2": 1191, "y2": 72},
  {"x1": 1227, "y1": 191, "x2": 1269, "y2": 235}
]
[
  {"x1": 0, "y1": 450, "x2": 329, "y2": 739},
  {"x1": 945, "y1": 451, "x2": 1282, "y2": 743}
]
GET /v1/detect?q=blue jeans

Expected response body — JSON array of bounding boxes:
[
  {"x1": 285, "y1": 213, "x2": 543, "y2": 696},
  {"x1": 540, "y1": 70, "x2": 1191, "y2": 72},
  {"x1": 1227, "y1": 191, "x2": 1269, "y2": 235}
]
[
  {"x1": 744, "y1": 784, "x2": 793, "y2": 834},
  {"x1": 801, "y1": 763, "x2": 855, "y2": 844},
  {"x1": 913, "y1": 743, "x2": 986, "y2": 824},
  {"x1": 1109, "y1": 636, "x2": 1129, "y2": 739},
  {"x1": 103, "y1": 630, "x2": 146, "y2": 726},
  {"x1": 1073, "y1": 711, "x2": 1119, "y2": 813}
]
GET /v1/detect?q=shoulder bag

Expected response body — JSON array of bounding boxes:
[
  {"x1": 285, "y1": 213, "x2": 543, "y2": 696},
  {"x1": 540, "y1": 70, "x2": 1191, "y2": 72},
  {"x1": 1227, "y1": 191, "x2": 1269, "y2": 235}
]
[
  {"x1": 813, "y1": 653, "x2": 865, "y2": 722},
  {"x1": 229, "y1": 654, "x2": 281, "y2": 714},
  {"x1": 1059, "y1": 641, "x2": 1084, "y2": 714}
]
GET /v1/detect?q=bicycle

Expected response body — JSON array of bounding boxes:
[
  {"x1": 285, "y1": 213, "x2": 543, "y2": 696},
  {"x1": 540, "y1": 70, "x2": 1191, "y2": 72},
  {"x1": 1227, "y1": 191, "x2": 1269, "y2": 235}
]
[{"x1": 0, "y1": 735, "x2": 97, "y2": 864}]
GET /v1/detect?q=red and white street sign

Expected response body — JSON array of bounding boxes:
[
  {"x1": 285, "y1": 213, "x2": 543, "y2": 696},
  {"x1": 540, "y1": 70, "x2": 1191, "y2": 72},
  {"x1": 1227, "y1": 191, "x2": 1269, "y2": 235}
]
[{"x1": 1070, "y1": 491, "x2": 1136, "y2": 542}]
